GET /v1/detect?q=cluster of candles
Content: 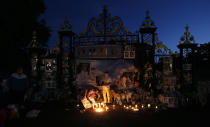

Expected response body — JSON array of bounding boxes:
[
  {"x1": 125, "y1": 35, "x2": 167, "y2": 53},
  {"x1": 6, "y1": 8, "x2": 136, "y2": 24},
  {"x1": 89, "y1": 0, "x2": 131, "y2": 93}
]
[
  {"x1": 93, "y1": 103, "x2": 109, "y2": 112},
  {"x1": 123, "y1": 104, "x2": 158, "y2": 112},
  {"x1": 123, "y1": 104, "x2": 139, "y2": 111},
  {"x1": 92, "y1": 103, "x2": 158, "y2": 112},
  {"x1": 79, "y1": 103, "x2": 159, "y2": 113}
]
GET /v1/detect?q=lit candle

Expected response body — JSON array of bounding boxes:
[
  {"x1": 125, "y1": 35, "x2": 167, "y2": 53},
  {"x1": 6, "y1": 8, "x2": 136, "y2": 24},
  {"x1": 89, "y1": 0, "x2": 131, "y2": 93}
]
[
  {"x1": 95, "y1": 108, "x2": 103, "y2": 112},
  {"x1": 133, "y1": 108, "x2": 139, "y2": 111}
]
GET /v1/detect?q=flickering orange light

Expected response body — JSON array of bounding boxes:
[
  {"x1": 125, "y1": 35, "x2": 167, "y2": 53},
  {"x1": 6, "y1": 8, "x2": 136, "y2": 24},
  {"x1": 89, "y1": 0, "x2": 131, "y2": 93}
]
[
  {"x1": 133, "y1": 108, "x2": 139, "y2": 111},
  {"x1": 93, "y1": 103, "x2": 107, "y2": 112},
  {"x1": 95, "y1": 108, "x2": 103, "y2": 112}
]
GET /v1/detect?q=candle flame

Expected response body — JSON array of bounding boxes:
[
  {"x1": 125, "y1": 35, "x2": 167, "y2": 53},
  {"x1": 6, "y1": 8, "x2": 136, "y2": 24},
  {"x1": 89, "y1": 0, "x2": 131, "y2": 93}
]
[{"x1": 95, "y1": 108, "x2": 103, "y2": 112}]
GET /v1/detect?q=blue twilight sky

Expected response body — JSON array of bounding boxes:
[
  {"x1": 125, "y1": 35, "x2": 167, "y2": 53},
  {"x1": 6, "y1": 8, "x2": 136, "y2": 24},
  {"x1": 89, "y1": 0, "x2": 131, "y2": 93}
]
[{"x1": 40, "y1": 0, "x2": 210, "y2": 52}]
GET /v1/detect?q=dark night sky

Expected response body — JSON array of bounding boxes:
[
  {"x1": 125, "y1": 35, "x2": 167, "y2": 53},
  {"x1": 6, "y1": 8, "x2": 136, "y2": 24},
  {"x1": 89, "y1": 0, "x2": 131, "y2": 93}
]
[{"x1": 40, "y1": 0, "x2": 210, "y2": 52}]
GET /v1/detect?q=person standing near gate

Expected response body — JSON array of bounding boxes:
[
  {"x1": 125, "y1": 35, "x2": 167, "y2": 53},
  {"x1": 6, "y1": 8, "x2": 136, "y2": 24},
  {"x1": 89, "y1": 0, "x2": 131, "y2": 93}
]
[
  {"x1": 7, "y1": 66, "x2": 29, "y2": 108},
  {"x1": 101, "y1": 72, "x2": 112, "y2": 103}
]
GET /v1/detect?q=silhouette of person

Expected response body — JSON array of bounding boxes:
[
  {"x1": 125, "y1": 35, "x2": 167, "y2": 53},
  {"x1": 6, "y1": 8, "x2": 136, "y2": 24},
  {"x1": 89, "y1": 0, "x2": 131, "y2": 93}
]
[{"x1": 7, "y1": 66, "x2": 29, "y2": 106}]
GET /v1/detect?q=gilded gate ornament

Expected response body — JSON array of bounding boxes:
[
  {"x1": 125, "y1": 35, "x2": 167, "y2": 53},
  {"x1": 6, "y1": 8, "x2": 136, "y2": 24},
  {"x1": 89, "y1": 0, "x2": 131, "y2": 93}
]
[
  {"x1": 141, "y1": 10, "x2": 156, "y2": 29},
  {"x1": 28, "y1": 31, "x2": 42, "y2": 48},
  {"x1": 179, "y1": 25, "x2": 195, "y2": 44},
  {"x1": 155, "y1": 33, "x2": 172, "y2": 55},
  {"x1": 61, "y1": 16, "x2": 72, "y2": 31},
  {"x1": 80, "y1": 6, "x2": 130, "y2": 37}
]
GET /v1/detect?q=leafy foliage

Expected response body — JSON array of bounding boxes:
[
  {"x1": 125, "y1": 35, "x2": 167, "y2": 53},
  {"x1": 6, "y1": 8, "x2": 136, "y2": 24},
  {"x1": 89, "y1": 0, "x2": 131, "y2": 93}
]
[{"x1": 0, "y1": 0, "x2": 50, "y2": 73}]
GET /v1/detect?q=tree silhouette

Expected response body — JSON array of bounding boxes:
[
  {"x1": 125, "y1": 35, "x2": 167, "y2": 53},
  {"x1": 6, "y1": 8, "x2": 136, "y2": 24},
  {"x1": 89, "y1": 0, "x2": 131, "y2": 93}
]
[{"x1": 0, "y1": 0, "x2": 50, "y2": 74}]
